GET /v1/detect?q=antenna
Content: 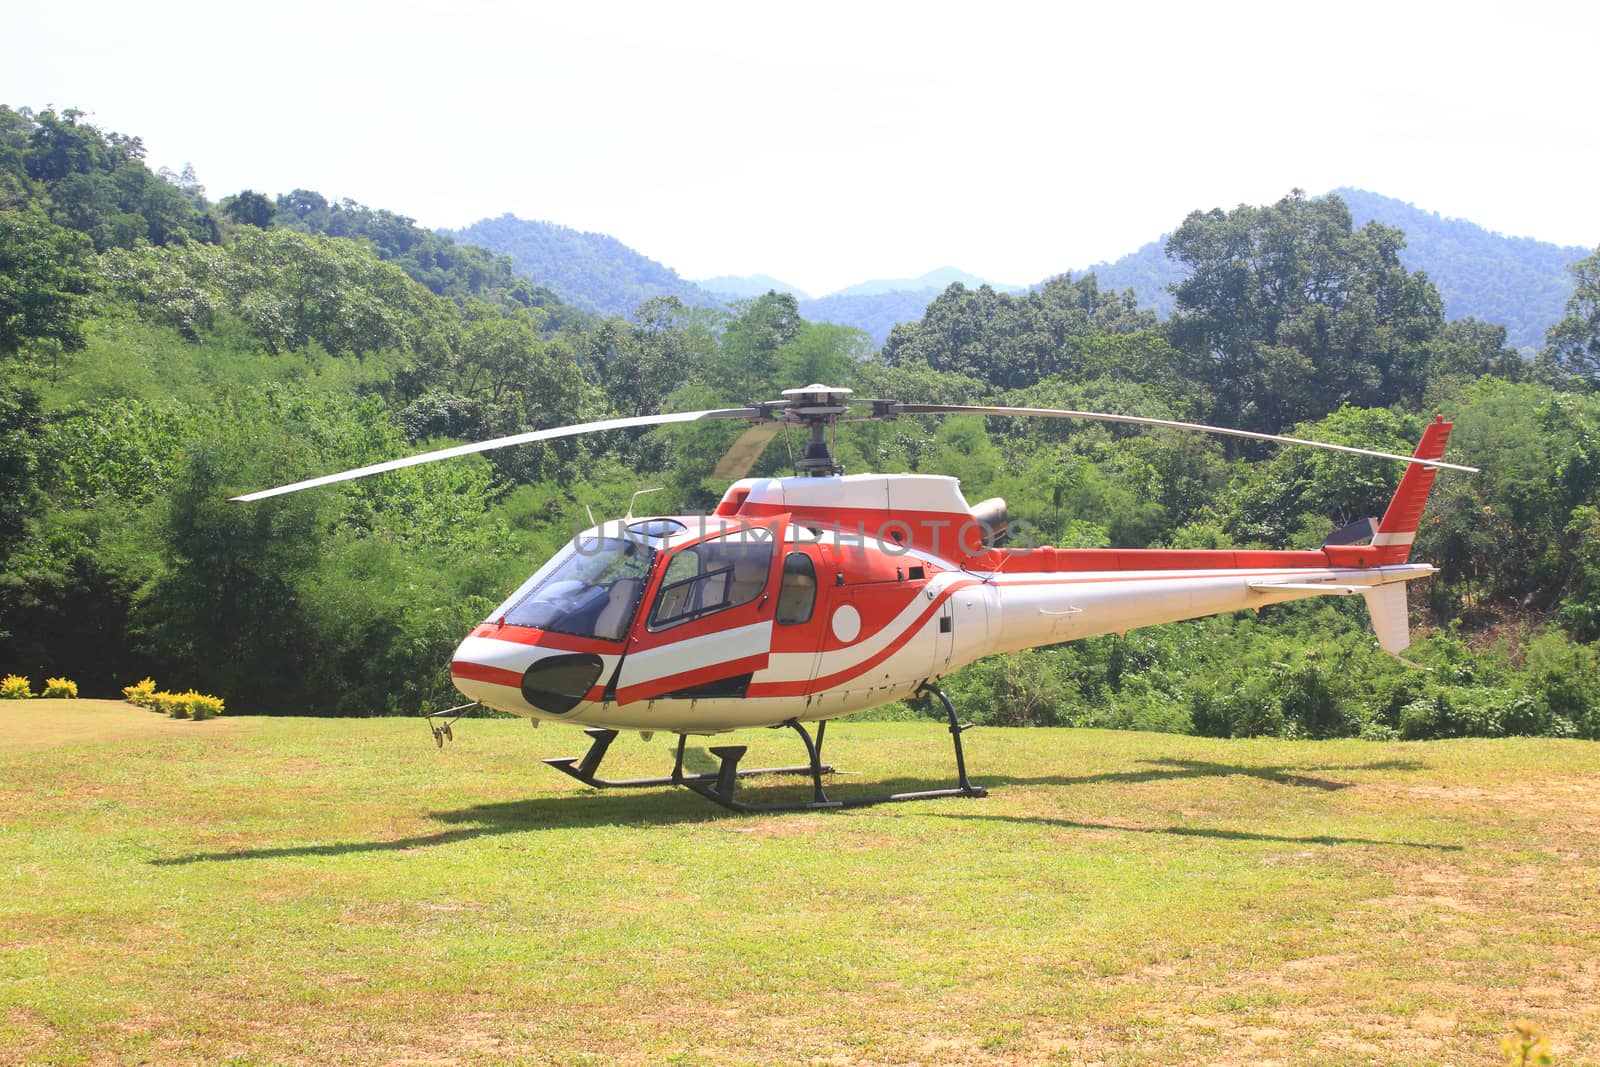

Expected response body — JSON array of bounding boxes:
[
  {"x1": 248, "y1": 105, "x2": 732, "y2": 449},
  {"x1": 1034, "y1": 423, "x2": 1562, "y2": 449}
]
[{"x1": 625, "y1": 487, "x2": 665, "y2": 520}]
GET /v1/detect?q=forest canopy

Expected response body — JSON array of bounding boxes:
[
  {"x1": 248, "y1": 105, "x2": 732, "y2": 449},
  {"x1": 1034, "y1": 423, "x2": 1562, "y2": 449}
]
[{"x1": 4, "y1": 107, "x2": 1600, "y2": 741}]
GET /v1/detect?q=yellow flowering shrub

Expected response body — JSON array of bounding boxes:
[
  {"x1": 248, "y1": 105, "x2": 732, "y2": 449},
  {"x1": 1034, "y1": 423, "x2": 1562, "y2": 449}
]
[{"x1": 123, "y1": 678, "x2": 158, "y2": 708}]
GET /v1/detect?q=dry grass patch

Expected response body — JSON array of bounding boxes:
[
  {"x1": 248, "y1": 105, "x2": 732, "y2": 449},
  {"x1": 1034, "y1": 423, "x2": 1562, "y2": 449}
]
[{"x1": 0, "y1": 697, "x2": 239, "y2": 753}]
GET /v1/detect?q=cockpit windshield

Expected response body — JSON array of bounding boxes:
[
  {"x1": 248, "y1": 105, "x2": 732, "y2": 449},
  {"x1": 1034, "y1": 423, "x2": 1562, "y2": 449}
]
[{"x1": 491, "y1": 534, "x2": 656, "y2": 641}]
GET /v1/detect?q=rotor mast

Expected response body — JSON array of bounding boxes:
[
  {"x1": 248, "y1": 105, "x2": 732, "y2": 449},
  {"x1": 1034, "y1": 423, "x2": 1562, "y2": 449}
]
[{"x1": 780, "y1": 384, "x2": 854, "y2": 477}]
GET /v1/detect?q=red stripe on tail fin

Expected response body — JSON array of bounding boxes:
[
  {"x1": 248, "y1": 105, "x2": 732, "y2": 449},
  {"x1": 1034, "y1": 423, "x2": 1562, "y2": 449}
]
[{"x1": 1372, "y1": 416, "x2": 1453, "y2": 563}]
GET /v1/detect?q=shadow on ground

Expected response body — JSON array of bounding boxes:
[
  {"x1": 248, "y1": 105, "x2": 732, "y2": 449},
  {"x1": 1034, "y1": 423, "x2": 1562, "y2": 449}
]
[
  {"x1": 924, "y1": 811, "x2": 1460, "y2": 851},
  {"x1": 978, "y1": 756, "x2": 1427, "y2": 792},
  {"x1": 150, "y1": 755, "x2": 1442, "y2": 864},
  {"x1": 150, "y1": 792, "x2": 723, "y2": 865}
]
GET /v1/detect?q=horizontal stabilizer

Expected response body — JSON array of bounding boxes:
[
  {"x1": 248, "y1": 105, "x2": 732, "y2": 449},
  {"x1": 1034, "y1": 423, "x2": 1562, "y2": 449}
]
[{"x1": 1247, "y1": 580, "x2": 1360, "y2": 596}]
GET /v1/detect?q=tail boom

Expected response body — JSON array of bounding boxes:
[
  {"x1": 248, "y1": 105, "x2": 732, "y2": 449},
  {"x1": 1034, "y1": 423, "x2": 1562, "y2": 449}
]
[{"x1": 975, "y1": 418, "x2": 1457, "y2": 658}]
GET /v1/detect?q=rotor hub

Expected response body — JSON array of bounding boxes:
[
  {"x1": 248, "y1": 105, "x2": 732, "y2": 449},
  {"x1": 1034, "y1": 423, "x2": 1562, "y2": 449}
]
[{"x1": 776, "y1": 385, "x2": 857, "y2": 476}]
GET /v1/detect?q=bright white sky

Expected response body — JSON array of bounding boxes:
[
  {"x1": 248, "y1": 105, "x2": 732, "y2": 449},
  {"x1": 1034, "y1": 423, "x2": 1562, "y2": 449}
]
[{"x1": 7, "y1": 0, "x2": 1597, "y2": 296}]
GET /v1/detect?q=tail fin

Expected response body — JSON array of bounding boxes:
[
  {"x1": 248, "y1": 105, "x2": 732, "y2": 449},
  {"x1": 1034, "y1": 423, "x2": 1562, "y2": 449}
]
[
  {"x1": 1362, "y1": 583, "x2": 1412, "y2": 654},
  {"x1": 1370, "y1": 415, "x2": 1453, "y2": 564}
]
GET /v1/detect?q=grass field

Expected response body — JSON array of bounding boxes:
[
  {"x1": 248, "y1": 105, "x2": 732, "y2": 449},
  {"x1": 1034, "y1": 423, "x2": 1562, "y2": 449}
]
[{"x1": 3, "y1": 699, "x2": 1598, "y2": 1066}]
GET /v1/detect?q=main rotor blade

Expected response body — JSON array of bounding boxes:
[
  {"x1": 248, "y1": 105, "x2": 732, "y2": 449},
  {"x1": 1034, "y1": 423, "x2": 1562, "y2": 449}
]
[
  {"x1": 892, "y1": 404, "x2": 1480, "y2": 474},
  {"x1": 711, "y1": 422, "x2": 784, "y2": 480},
  {"x1": 231, "y1": 408, "x2": 760, "y2": 502}
]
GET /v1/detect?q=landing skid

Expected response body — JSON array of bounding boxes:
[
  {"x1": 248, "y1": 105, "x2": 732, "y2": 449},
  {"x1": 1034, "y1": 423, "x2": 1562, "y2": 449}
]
[
  {"x1": 544, "y1": 727, "x2": 833, "y2": 790},
  {"x1": 542, "y1": 684, "x2": 987, "y2": 813}
]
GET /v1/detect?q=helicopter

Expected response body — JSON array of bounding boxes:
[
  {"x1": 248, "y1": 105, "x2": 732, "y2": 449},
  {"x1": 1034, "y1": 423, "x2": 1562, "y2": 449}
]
[{"x1": 234, "y1": 385, "x2": 1475, "y2": 812}]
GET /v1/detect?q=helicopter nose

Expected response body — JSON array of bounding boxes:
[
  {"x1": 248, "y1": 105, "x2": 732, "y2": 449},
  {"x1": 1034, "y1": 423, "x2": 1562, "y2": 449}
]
[
  {"x1": 451, "y1": 636, "x2": 606, "y2": 715},
  {"x1": 518, "y1": 653, "x2": 605, "y2": 715}
]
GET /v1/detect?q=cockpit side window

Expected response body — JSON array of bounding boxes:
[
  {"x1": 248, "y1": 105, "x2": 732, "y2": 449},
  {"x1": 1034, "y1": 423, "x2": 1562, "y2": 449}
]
[
  {"x1": 649, "y1": 537, "x2": 774, "y2": 630},
  {"x1": 775, "y1": 552, "x2": 817, "y2": 625}
]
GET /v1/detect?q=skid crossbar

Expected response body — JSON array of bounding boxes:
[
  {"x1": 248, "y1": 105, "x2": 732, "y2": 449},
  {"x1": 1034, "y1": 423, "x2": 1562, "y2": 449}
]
[{"x1": 542, "y1": 685, "x2": 986, "y2": 813}]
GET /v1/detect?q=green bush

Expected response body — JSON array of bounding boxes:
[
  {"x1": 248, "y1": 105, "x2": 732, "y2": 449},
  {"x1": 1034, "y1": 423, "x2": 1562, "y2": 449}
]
[
  {"x1": 1522, "y1": 630, "x2": 1600, "y2": 739},
  {"x1": 1, "y1": 674, "x2": 34, "y2": 699},
  {"x1": 1398, "y1": 688, "x2": 1523, "y2": 740},
  {"x1": 1108, "y1": 695, "x2": 1196, "y2": 735},
  {"x1": 943, "y1": 650, "x2": 1077, "y2": 727}
]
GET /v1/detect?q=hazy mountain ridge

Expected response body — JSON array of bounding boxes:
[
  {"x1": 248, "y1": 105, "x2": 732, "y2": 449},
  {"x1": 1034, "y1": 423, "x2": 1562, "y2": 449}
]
[
  {"x1": 444, "y1": 215, "x2": 722, "y2": 318},
  {"x1": 698, "y1": 274, "x2": 810, "y2": 301},
  {"x1": 1068, "y1": 237, "x2": 1183, "y2": 320},
  {"x1": 1337, "y1": 188, "x2": 1588, "y2": 350},
  {"x1": 450, "y1": 191, "x2": 1592, "y2": 351},
  {"x1": 830, "y1": 267, "x2": 1022, "y2": 298},
  {"x1": 796, "y1": 290, "x2": 944, "y2": 347},
  {"x1": 1072, "y1": 191, "x2": 1590, "y2": 350}
]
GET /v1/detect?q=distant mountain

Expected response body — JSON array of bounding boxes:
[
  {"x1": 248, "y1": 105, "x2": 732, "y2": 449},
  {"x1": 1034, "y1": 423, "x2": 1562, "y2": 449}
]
[
  {"x1": 1070, "y1": 190, "x2": 1589, "y2": 351},
  {"x1": 446, "y1": 217, "x2": 1007, "y2": 344},
  {"x1": 1337, "y1": 188, "x2": 1588, "y2": 351},
  {"x1": 830, "y1": 267, "x2": 1022, "y2": 299},
  {"x1": 786, "y1": 269, "x2": 1025, "y2": 345},
  {"x1": 1070, "y1": 238, "x2": 1183, "y2": 320},
  {"x1": 698, "y1": 274, "x2": 810, "y2": 301},
  {"x1": 796, "y1": 291, "x2": 945, "y2": 348},
  {"x1": 451, "y1": 190, "x2": 1590, "y2": 353},
  {"x1": 444, "y1": 215, "x2": 721, "y2": 318}
]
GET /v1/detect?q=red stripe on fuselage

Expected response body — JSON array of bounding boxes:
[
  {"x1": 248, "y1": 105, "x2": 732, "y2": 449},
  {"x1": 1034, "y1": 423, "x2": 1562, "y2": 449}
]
[
  {"x1": 450, "y1": 660, "x2": 524, "y2": 689},
  {"x1": 964, "y1": 547, "x2": 1336, "y2": 574},
  {"x1": 616, "y1": 652, "x2": 771, "y2": 704},
  {"x1": 465, "y1": 623, "x2": 624, "y2": 655},
  {"x1": 745, "y1": 562, "x2": 1385, "y2": 699},
  {"x1": 747, "y1": 577, "x2": 980, "y2": 698}
]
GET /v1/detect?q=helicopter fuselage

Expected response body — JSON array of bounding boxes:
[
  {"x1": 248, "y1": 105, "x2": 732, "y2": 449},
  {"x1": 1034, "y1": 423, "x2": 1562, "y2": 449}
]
[{"x1": 448, "y1": 469, "x2": 1435, "y2": 734}]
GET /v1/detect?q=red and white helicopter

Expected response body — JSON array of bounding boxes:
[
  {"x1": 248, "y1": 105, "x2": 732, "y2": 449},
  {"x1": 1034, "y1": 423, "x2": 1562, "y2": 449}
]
[{"x1": 235, "y1": 385, "x2": 1475, "y2": 812}]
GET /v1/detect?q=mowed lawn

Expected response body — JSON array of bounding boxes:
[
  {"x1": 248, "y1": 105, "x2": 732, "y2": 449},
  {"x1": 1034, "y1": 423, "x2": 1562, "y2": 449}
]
[{"x1": 3, "y1": 700, "x2": 1598, "y2": 1066}]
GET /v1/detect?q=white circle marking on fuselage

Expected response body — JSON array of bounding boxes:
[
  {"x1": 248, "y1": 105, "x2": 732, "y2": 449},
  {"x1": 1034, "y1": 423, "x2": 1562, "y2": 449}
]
[{"x1": 831, "y1": 604, "x2": 861, "y2": 643}]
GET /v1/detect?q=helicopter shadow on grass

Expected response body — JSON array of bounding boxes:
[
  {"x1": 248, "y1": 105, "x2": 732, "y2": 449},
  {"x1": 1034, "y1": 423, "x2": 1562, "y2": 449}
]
[
  {"x1": 149, "y1": 791, "x2": 731, "y2": 866},
  {"x1": 940, "y1": 755, "x2": 1459, "y2": 851},
  {"x1": 976, "y1": 756, "x2": 1429, "y2": 793},
  {"x1": 924, "y1": 810, "x2": 1462, "y2": 851},
  {"x1": 150, "y1": 758, "x2": 1444, "y2": 864}
]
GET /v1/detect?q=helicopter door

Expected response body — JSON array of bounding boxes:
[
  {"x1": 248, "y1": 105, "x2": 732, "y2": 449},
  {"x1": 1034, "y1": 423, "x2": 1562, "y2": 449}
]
[
  {"x1": 769, "y1": 548, "x2": 825, "y2": 688},
  {"x1": 612, "y1": 532, "x2": 781, "y2": 704}
]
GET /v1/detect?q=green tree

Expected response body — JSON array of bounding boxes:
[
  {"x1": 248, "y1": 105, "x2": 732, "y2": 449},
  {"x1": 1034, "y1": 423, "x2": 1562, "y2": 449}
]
[
  {"x1": 774, "y1": 321, "x2": 872, "y2": 388},
  {"x1": 1166, "y1": 190, "x2": 1443, "y2": 432},
  {"x1": 0, "y1": 385, "x2": 42, "y2": 555},
  {"x1": 1215, "y1": 407, "x2": 1426, "y2": 547},
  {"x1": 116, "y1": 227, "x2": 442, "y2": 357},
  {"x1": 221, "y1": 189, "x2": 276, "y2": 229},
  {"x1": 22, "y1": 108, "x2": 115, "y2": 182},
  {"x1": 582, "y1": 296, "x2": 700, "y2": 418},
  {"x1": 713, "y1": 291, "x2": 802, "y2": 400},
  {"x1": 140, "y1": 431, "x2": 333, "y2": 711},
  {"x1": 1540, "y1": 246, "x2": 1600, "y2": 384},
  {"x1": 881, "y1": 275, "x2": 1157, "y2": 390},
  {"x1": 1420, "y1": 318, "x2": 1526, "y2": 398},
  {"x1": 0, "y1": 209, "x2": 94, "y2": 359}
]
